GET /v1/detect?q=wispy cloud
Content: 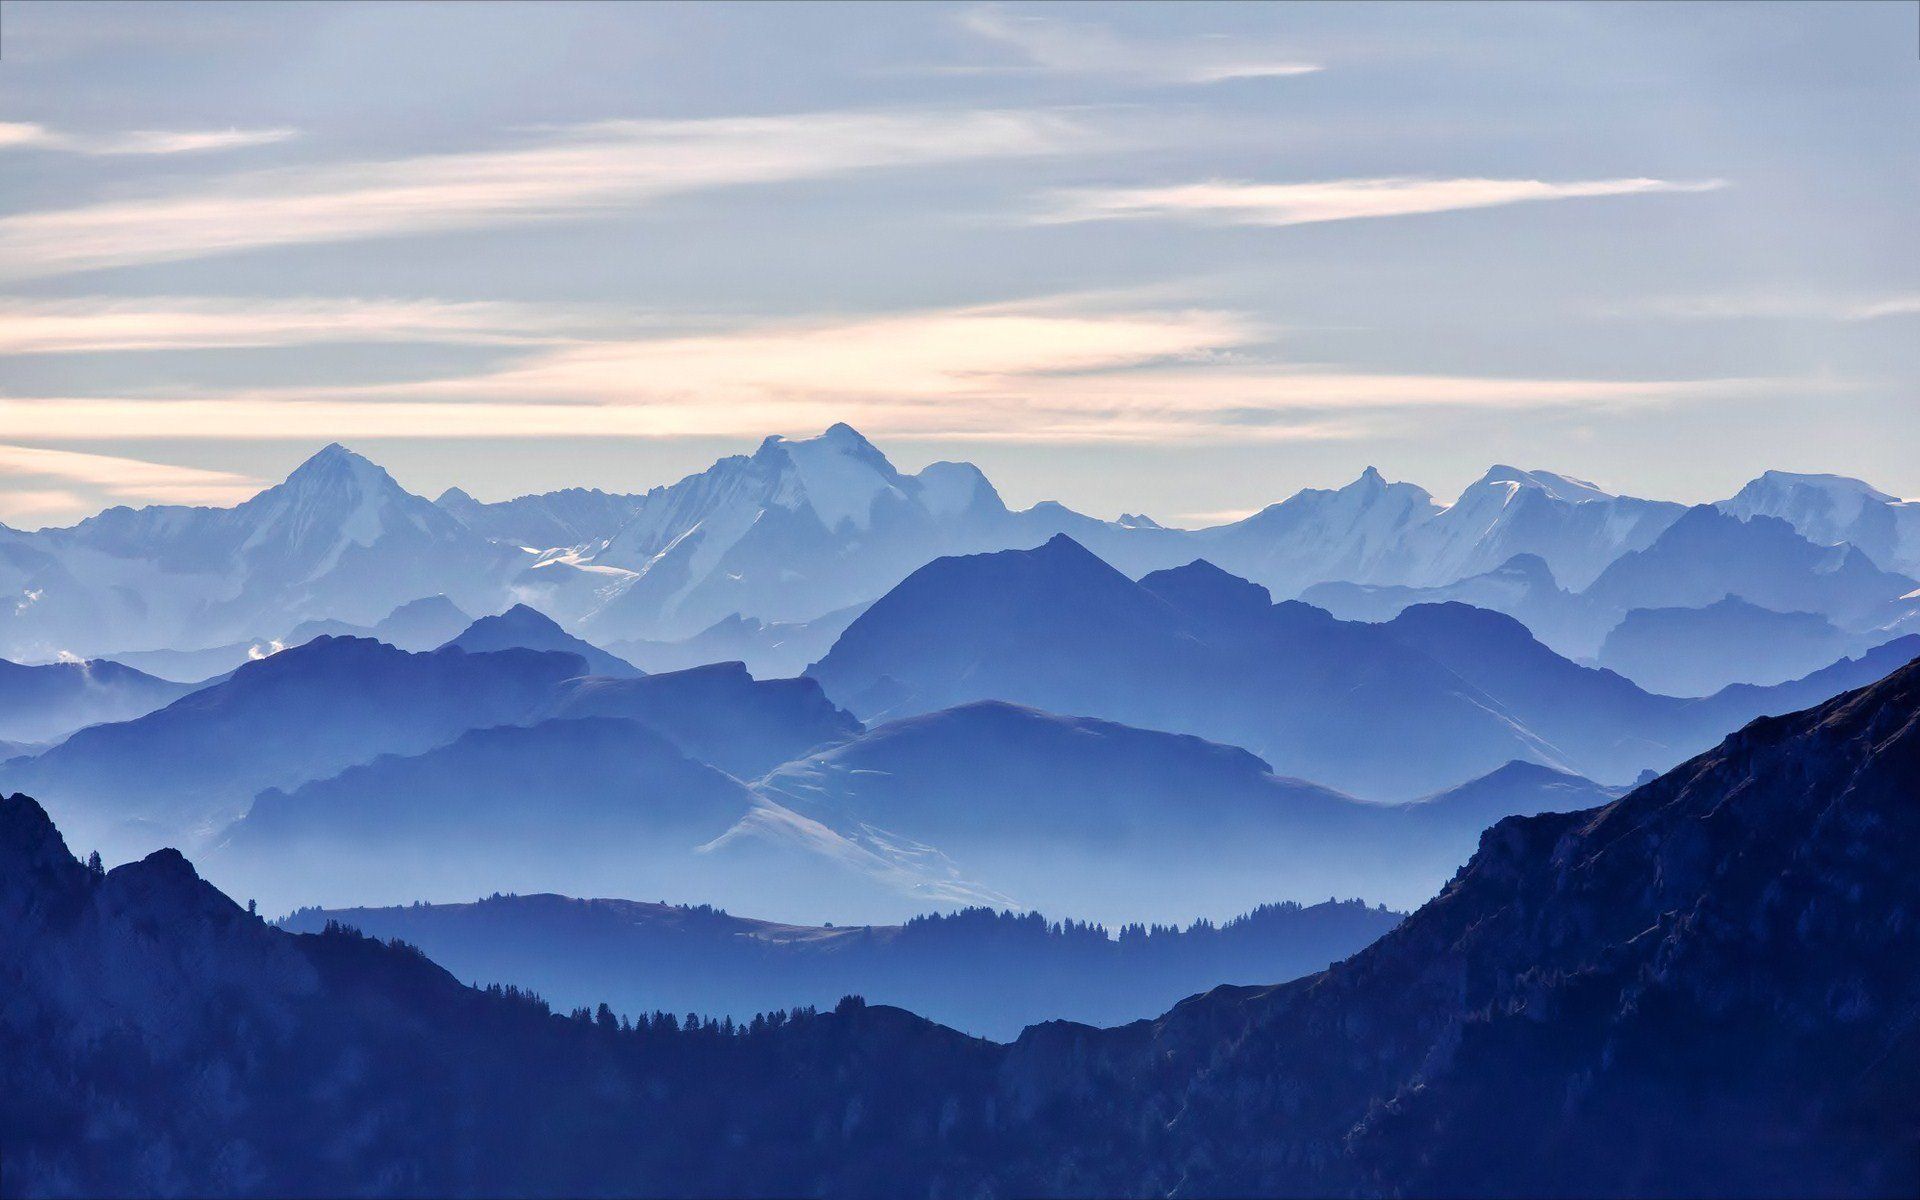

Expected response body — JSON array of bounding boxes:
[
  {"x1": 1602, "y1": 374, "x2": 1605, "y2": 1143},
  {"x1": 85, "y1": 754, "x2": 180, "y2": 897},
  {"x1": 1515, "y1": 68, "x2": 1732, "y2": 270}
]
[
  {"x1": 954, "y1": 4, "x2": 1319, "y2": 85},
  {"x1": 1618, "y1": 292, "x2": 1920, "y2": 322},
  {"x1": 0, "y1": 120, "x2": 296, "y2": 156},
  {"x1": 0, "y1": 109, "x2": 1092, "y2": 279},
  {"x1": 0, "y1": 298, "x2": 1756, "y2": 447},
  {"x1": 1040, "y1": 176, "x2": 1726, "y2": 227},
  {"x1": 0, "y1": 444, "x2": 260, "y2": 527},
  {"x1": 0, "y1": 296, "x2": 621, "y2": 355}
]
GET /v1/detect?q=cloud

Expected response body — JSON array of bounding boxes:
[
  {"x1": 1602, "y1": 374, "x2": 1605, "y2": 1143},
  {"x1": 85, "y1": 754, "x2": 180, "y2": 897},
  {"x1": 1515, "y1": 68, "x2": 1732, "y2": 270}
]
[
  {"x1": 0, "y1": 444, "x2": 261, "y2": 527},
  {"x1": 0, "y1": 120, "x2": 296, "y2": 156},
  {"x1": 1618, "y1": 292, "x2": 1920, "y2": 322},
  {"x1": 0, "y1": 108, "x2": 1092, "y2": 279},
  {"x1": 0, "y1": 298, "x2": 1756, "y2": 447},
  {"x1": 0, "y1": 489, "x2": 89, "y2": 526},
  {"x1": 0, "y1": 296, "x2": 619, "y2": 355},
  {"x1": 954, "y1": 5, "x2": 1319, "y2": 85},
  {"x1": 1040, "y1": 176, "x2": 1726, "y2": 227}
]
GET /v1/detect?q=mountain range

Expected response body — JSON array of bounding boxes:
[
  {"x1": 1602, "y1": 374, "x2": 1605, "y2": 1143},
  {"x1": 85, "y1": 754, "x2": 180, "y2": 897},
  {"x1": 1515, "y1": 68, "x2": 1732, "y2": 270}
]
[
  {"x1": 7, "y1": 427, "x2": 1918, "y2": 700},
  {"x1": 281, "y1": 895, "x2": 1403, "y2": 1042},
  {"x1": 7, "y1": 648, "x2": 1920, "y2": 1195},
  {"x1": 11, "y1": 529, "x2": 1916, "y2": 926},
  {"x1": 807, "y1": 534, "x2": 1918, "y2": 798}
]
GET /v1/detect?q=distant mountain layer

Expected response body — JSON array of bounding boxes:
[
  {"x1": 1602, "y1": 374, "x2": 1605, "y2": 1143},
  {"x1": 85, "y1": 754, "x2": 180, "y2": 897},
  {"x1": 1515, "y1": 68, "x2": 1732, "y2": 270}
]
[
  {"x1": 809, "y1": 538, "x2": 1578, "y2": 798},
  {"x1": 1585, "y1": 504, "x2": 1915, "y2": 625},
  {"x1": 0, "y1": 656, "x2": 192, "y2": 744},
  {"x1": 747, "y1": 701, "x2": 1622, "y2": 915},
  {"x1": 0, "y1": 444, "x2": 520, "y2": 660},
  {"x1": 440, "y1": 603, "x2": 642, "y2": 677},
  {"x1": 284, "y1": 895, "x2": 1403, "y2": 1042},
  {"x1": 606, "y1": 605, "x2": 866, "y2": 678},
  {"x1": 13, "y1": 536, "x2": 1914, "y2": 928},
  {"x1": 1597, "y1": 595, "x2": 1866, "y2": 696},
  {"x1": 195, "y1": 685, "x2": 1623, "y2": 923},
  {"x1": 8, "y1": 425, "x2": 1915, "y2": 687},
  {"x1": 0, "y1": 637, "x2": 594, "y2": 856},
  {"x1": 8, "y1": 649, "x2": 1920, "y2": 1194},
  {"x1": 104, "y1": 594, "x2": 474, "y2": 682},
  {"x1": 1303, "y1": 504, "x2": 1918, "y2": 673},
  {"x1": 808, "y1": 536, "x2": 1920, "y2": 798}
]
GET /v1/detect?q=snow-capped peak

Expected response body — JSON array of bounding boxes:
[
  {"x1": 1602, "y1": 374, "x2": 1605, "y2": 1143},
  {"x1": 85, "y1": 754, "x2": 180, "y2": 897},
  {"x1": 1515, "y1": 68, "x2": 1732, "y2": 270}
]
[
  {"x1": 282, "y1": 443, "x2": 388, "y2": 492},
  {"x1": 912, "y1": 461, "x2": 1001, "y2": 520},
  {"x1": 1471, "y1": 466, "x2": 1615, "y2": 506},
  {"x1": 1733, "y1": 470, "x2": 1897, "y2": 506},
  {"x1": 761, "y1": 425, "x2": 906, "y2": 532},
  {"x1": 1718, "y1": 470, "x2": 1920, "y2": 575}
]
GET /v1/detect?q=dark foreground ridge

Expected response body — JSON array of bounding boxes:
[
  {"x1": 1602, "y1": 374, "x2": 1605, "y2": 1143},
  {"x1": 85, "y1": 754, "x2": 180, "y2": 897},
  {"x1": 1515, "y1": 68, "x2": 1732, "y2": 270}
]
[{"x1": 7, "y1": 659, "x2": 1920, "y2": 1195}]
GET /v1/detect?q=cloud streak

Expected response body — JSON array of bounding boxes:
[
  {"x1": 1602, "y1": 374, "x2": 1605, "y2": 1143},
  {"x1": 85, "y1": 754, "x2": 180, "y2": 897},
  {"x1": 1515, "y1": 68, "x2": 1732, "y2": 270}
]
[
  {"x1": 0, "y1": 299, "x2": 1755, "y2": 447},
  {"x1": 1040, "y1": 176, "x2": 1726, "y2": 228},
  {"x1": 1618, "y1": 292, "x2": 1920, "y2": 322},
  {"x1": 954, "y1": 5, "x2": 1319, "y2": 85},
  {"x1": 0, "y1": 109, "x2": 1092, "y2": 279},
  {"x1": 0, "y1": 296, "x2": 618, "y2": 355},
  {"x1": 0, "y1": 444, "x2": 261, "y2": 527},
  {"x1": 0, "y1": 120, "x2": 296, "y2": 156}
]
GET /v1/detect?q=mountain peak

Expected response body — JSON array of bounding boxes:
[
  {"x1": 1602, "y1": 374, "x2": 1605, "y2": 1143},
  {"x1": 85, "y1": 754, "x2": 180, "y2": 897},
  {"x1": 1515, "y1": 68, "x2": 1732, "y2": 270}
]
[
  {"x1": 1472, "y1": 465, "x2": 1614, "y2": 505},
  {"x1": 751, "y1": 424, "x2": 904, "y2": 530},
  {"x1": 819, "y1": 422, "x2": 876, "y2": 451},
  {"x1": 1035, "y1": 533, "x2": 1104, "y2": 565},
  {"x1": 1748, "y1": 469, "x2": 1896, "y2": 503},
  {"x1": 274, "y1": 442, "x2": 410, "y2": 509},
  {"x1": 444, "y1": 604, "x2": 641, "y2": 677},
  {"x1": 1491, "y1": 552, "x2": 1558, "y2": 584},
  {"x1": 288, "y1": 442, "x2": 378, "y2": 481},
  {"x1": 1141, "y1": 560, "x2": 1273, "y2": 627},
  {"x1": 0, "y1": 792, "x2": 74, "y2": 873},
  {"x1": 488, "y1": 603, "x2": 565, "y2": 634}
]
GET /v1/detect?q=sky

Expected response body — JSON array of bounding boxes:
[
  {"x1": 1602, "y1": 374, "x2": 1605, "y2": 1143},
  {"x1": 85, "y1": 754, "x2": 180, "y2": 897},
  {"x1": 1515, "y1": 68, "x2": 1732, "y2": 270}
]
[{"x1": 0, "y1": 0, "x2": 1915, "y2": 528}]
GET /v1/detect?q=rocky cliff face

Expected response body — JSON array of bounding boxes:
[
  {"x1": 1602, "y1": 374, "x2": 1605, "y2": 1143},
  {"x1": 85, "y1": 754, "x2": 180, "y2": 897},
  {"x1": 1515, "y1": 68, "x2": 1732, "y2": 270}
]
[{"x1": 988, "y1": 656, "x2": 1920, "y2": 1196}]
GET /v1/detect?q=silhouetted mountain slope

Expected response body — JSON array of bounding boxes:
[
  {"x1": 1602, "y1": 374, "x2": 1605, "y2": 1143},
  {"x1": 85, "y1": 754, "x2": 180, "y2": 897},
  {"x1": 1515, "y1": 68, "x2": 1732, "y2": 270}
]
[
  {"x1": 749, "y1": 703, "x2": 1611, "y2": 917},
  {"x1": 1599, "y1": 595, "x2": 1863, "y2": 695},
  {"x1": 606, "y1": 605, "x2": 867, "y2": 678},
  {"x1": 284, "y1": 895, "x2": 1402, "y2": 1042},
  {"x1": 286, "y1": 593, "x2": 475, "y2": 652},
  {"x1": 441, "y1": 603, "x2": 642, "y2": 677},
  {"x1": 0, "y1": 637, "x2": 588, "y2": 857},
  {"x1": 105, "y1": 594, "x2": 475, "y2": 681},
  {"x1": 210, "y1": 717, "x2": 755, "y2": 912},
  {"x1": 1302, "y1": 552, "x2": 1615, "y2": 656},
  {"x1": 808, "y1": 539, "x2": 1576, "y2": 798},
  {"x1": 1380, "y1": 601, "x2": 1690, "y2": 766},
  {"x1": 1690, "y1": 633, "x2": 1920, "y2": 731},
  {"x1": 959, "y1": 656, "x2": 1920, "y2": 1196},
  {"x1": 0, "y1": 793, "x2": 1002, "y2": 1198},
  {"x1": 0, "y1": 656, "x2": 192, "y2": 743},
  {"x1": 8, "y1": 653, "x2": 1920, "y2": 1195},
  {"x1": 1400, "y1": 757, "x2": 1622, "y2": 830},
  {"x1": 545, "y1": 660, "x2": 860, "y2": 779}
]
